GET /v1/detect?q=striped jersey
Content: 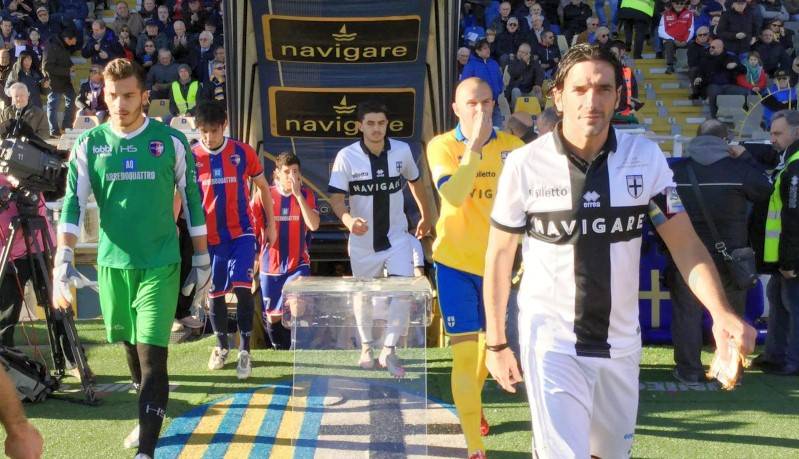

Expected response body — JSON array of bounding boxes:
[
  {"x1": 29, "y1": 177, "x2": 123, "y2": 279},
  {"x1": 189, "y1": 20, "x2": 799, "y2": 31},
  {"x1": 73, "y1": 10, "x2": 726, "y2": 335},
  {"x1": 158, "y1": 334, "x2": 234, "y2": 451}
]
[
  {"x1": 59, "y1": 118, "x2": 206, "y2": 269},
  {"x1": 192, "y1": 138, "x2": 263, "y2": 245},
  {"x1": 252, "y1": 184, "x2": 317, "y2": 275},
  {"x1": 490, "y1": 127, "x2": 680, "y2": 358}
]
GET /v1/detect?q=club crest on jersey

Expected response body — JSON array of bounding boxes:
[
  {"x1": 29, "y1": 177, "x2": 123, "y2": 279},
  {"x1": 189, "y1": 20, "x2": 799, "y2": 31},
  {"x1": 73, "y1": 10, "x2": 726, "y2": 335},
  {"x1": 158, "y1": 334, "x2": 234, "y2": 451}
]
[
  {"x1": 149, "y1": 140, "x2": 165, "y2": 157},
  {"x1": 626, "y1": 175, "x2": 644, "y2": 198},
  {"x1": 230, "y1": 153, "x2": 241, "y2": 165},
  {"x1": 395, "y1": 161, "x2": 403, "y2": 173}
]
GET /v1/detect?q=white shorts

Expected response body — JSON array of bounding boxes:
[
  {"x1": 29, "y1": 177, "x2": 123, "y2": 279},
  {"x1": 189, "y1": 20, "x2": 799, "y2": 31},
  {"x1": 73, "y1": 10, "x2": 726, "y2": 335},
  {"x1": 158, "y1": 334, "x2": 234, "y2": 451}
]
[
  {"x1": 521, "y1": 346, "x2": 640, "y2": 458},
  {"x1": 349, "y1": 238, "x2": 413, "y2": 278}
]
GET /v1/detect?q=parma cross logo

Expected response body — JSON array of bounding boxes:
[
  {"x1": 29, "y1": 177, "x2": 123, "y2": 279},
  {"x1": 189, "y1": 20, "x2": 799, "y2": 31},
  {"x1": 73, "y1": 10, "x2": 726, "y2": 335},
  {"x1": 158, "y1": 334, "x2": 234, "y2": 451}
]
[
  {"x1": 149, "y1": 140, "x2": 165, "y2": 157},
  {"x1": 395, "y1": 161, "x2": 403, "y2": 173},
  {"x1": 626, "y1": 175, "x2": 644, "y2": 199}
]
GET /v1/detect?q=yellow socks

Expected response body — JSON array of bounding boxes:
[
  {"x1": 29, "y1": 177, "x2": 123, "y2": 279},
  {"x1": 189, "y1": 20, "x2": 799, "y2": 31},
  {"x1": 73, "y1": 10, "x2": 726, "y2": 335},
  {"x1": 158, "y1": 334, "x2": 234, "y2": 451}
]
[{"x1": 451, "y1": 336, "x2": 487, "y2": 453}]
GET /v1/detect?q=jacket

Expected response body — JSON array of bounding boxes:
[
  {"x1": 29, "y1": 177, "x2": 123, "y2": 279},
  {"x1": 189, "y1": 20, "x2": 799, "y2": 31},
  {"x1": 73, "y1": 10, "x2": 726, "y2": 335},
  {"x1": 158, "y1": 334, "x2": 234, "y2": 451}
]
[
  {"x1": 751, "y1": 41, "x2": 791, "y2": 75},
  {"x1": 687, "y1": 41, "x2": 709, "y2": 68},
  {"x1": 110, "y1": 12, "x2": 145, "y2": 37},
  {"x1": 563, "y1": 3, "x2": 593, "y2": 36},
  {"x1": 81, "y1": 29, "x2": 124, "y2": 66},
  {"x1": 672, "y1": 136, "x2": 772, "y2": 259},
  {"x1": 42, "y1": 36, "x2": 73, "y2": 93},
  {"x1": 0, "y1": 103, "x2": 50, "y2": 140},
  {"x1": 717, "y1": 8, "x2": 759, "y2": 55},
  {"x1": 76, "y1": 81, "x2": 107, "y2": 112},
  {"x1": 736, "y1": 69, "x2": 768, "y2": 91},
  {"x1": 495, "y1": 30, "x2": 530, "y2": 57},
  {"x1": 505, "y1": 58, "x2": 544, "y2": 97},
  {"x1": 658, "y1": 8, "x2": 694, "y2": 42},
  {"x1": 766, "y1": 148, "x2": 799, "y2": 270},
  {"x1": 760, "y1": 0, "x2": 790, "y2": 21},
  {"x1": 697, "y1": 52, "x2": 741, "y2": 86},
  {"x1": 460, "y1": 54, "x2": 504, "y2": 101}
]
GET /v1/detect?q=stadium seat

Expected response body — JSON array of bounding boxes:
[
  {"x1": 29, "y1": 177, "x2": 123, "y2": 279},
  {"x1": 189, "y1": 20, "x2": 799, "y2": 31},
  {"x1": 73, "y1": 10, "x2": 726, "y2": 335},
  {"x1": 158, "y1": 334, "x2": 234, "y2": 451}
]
[
  {"x1": 170, "y1": 116, "x2": 196, "y2": 130},
  {"x1": 716, "y1": 95, "x2": 746, "y2": 124},
  {"x1": 514, "y1": 96, "x2": 542, "y2": 115},
  {"x1": 147, "y1": 99, "x2": 170, "y2": 118},
  {"x1": 72, "y1": 115, "x2": 99, "y2": 129},
  {"x1": 741, "y1": 95, "x2": 765, "y2": 137},
  {"x1": 557, "y1": 35, "x2": 569, "y2": 55}
]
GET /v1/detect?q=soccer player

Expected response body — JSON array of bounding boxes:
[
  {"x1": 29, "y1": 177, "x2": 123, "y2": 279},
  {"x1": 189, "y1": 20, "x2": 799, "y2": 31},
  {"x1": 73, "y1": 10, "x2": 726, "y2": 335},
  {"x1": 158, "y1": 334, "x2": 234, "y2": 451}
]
[
  {"x1": 192, "y1": 100, "x2": 275, "y2": 379},
  {"x1": 328, "y1": 100, "x2": 432, "y2": 378},
  {"x1": 426, "y1": 76, "x2": 524, "y2": 459},
  {"x1": 251, "y1": 151, "x2": 319, "y2": 350},
  {"x1": 53, "y1": 58, "x2": 210, "y2": 459},
  {"x1": 483, "y1": 44, "x2": 757, "y2": 458}
]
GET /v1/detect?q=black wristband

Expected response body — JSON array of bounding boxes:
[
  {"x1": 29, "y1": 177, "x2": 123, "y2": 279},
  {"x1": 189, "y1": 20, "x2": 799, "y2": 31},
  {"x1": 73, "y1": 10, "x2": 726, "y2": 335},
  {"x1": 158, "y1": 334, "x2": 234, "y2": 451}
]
[{"x1": 485, "y1": 342, "x2": 510, "y2": 352}]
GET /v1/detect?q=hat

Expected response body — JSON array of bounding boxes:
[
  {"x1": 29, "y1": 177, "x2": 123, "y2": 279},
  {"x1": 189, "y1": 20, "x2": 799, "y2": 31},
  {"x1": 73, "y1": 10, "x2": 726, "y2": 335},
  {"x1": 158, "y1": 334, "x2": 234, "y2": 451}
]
[
  {"x1": 178, "y1": 63, "x2": 191, "y2": 73},
  {"x1": 774, "y1": 69, "x2": 790, "y2": 78},
  {"x1": 13, "y1": 32, "x2": 25, "y2": 40},
  {"x1": 36, "y1": 6, "x2": 47, "y2": 14}
]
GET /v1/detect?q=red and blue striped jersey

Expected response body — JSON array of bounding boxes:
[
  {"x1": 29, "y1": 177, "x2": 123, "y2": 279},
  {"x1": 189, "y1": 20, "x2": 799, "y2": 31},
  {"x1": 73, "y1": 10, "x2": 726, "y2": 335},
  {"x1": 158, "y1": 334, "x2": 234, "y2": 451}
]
[
  {"x1": 252, "y1": 185, "x2": 317, "y2": 275},
  {"x1": 192, "y1": 138, "x2": 264, "y2": 245}
]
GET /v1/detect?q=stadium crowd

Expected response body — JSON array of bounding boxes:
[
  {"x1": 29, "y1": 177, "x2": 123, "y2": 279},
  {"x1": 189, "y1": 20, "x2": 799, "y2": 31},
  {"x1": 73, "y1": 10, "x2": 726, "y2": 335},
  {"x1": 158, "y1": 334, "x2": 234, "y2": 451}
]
[{"x1": 0, "y1": 0, "x2": 225, "y2": 139}]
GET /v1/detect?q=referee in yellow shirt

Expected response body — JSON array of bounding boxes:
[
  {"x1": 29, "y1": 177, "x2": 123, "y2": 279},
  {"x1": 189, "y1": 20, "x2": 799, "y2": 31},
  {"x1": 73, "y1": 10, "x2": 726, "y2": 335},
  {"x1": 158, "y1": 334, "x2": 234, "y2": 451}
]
[{"x1": 426, "y1": 77, "x2": 524, "y2": 459}]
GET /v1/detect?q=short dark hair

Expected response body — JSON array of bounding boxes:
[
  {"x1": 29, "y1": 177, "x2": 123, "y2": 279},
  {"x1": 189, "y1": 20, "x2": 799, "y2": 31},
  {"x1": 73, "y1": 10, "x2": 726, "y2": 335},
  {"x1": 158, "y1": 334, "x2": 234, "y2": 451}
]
[
  {"x1": 103, "y1": 58, "x2": 145, "y2": 89},
  {"x1": 551, "y1": 43, "x2": 623, "y2": 96},
  {"x1": 194, "y1": 100, "x2": 227, "y2": 128},
  {"x1": 275, "y1": 152, "x2": 301, "y2": 169},
  {"x1": 356, "y1": 100, "x2": 389, "y2": 122},
  {"x1": 60, "y1": 27, "x2": 77, "y2": 40},
  {"x1": 474, "y1": 38, "x2": 490, "y2": 51},
  {"x1": 696, "y1": 119, "x2": 729, "y2": 138}
]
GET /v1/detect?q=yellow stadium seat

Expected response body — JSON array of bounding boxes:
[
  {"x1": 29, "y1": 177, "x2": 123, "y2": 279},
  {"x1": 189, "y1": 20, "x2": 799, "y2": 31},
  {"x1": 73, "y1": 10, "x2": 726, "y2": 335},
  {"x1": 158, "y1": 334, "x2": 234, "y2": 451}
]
[
  {"x1": 170, "y1": 116, "x2": 196, "y2": 130},
  {"x1": 514, "y1": 96, "x2": 542, "y2": 115},
  {"x1": 147, "y1": 99, "x2": 170, "y2": 118}
]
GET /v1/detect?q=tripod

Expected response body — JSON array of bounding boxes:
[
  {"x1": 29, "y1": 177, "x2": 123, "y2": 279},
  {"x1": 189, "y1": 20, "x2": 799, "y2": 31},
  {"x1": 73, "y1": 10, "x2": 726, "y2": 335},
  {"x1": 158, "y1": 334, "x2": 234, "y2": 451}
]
[{"x1": 0, "y1": 196, "x2": 97, "y2": 404}]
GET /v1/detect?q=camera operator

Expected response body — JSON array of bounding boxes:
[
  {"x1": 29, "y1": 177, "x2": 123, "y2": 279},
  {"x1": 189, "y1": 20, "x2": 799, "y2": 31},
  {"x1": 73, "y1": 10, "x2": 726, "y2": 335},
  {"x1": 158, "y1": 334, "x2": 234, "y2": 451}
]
[
  {"x1": 0, "y1": 83, "x2": 49, "y2": 140},
  {"x1": 0, "y1": 364, "x2": 43, "y2": 458}
]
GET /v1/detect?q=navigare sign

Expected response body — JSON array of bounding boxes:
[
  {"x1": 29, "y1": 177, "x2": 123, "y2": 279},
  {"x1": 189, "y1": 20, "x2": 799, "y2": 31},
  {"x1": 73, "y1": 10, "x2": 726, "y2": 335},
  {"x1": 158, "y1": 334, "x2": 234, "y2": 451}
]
[
  {"x1": 262, "y1": 15, "x2": 421, "y2": 63},
  {"x1": 268, "y1": 87, "x2": 416, "y2": 138}
]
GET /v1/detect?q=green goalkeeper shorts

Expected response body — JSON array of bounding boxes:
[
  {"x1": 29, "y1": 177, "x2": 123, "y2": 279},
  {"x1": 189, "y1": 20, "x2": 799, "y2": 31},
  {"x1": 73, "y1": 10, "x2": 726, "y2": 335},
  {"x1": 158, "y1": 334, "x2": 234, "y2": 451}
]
[{"x1": 97, "y1": 263, "x2": 180, "y2": 347}]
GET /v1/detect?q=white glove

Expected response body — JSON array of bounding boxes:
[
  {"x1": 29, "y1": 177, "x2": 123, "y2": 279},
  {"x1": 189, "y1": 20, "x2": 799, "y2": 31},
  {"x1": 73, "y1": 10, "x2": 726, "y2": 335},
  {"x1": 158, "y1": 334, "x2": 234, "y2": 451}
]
[
  {"x1": 181, "y1": 252, "x2": 211, "y2": 305},
  {"x1": 52, "y1": 247, "x2": 99, "y2": 308}
]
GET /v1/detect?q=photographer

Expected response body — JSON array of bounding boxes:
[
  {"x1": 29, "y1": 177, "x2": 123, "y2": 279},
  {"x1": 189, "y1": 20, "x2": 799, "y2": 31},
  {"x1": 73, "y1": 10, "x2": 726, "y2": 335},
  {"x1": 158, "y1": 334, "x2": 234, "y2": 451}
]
[{"x1": 0, "y1": 83, "x2": 49, "y2": 140}]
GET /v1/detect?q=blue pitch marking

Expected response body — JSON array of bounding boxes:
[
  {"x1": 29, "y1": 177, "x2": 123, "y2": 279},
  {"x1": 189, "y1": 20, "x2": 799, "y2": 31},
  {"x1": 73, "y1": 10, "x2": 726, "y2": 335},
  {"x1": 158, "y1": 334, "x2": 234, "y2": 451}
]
[
  {"x1": 156, "y1": 400, "x2": 214, "y2": 458},
  {"x1": 248, "y1": 384, "x2": 291, "y2": 459},
  {"x1": 202, "y1": 391, "x2": 255, "y2": 459},
  {"x1": 293, "y1": 377, "x2": 328, "y2": 459}
]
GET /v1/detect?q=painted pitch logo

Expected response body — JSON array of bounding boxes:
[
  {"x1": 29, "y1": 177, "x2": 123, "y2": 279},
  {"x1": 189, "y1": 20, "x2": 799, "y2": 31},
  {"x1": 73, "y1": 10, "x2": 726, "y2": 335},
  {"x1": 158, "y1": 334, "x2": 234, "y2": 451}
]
[{"x1": 149, "y1": 140, "x2": 165, "y2": 157}]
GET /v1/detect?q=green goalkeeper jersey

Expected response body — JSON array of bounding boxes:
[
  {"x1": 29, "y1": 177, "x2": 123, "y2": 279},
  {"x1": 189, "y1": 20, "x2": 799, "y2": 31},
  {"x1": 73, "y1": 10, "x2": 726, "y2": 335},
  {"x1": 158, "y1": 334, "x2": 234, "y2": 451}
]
[{"x1": 59, "y1": 118, "x2": 207, "y2": 269}]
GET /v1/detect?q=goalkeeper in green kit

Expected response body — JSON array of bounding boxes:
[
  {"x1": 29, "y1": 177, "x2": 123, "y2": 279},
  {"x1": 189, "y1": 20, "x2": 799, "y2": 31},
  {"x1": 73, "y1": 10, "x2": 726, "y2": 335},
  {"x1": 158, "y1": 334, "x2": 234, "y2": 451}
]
[{"x1": 52, "y1": 59, "x2": 210, "y2": 459}]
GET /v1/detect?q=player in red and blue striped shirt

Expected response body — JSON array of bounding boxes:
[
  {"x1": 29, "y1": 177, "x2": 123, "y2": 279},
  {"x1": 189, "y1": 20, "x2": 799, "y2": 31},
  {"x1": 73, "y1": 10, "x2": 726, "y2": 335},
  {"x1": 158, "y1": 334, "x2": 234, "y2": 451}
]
[
  {"x1": 251, "y1": 152, "x2": 319, "y2": 349},
  {"x1": 192, "y1": 101, "x2": 275, "y2": 379}
]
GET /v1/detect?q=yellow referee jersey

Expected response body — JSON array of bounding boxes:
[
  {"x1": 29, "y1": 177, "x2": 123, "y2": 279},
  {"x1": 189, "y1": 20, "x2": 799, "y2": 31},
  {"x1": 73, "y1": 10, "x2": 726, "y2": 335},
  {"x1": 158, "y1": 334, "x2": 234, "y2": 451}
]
[{"x1": 427, "y1": 126, "x2": 524, "y2": 276}]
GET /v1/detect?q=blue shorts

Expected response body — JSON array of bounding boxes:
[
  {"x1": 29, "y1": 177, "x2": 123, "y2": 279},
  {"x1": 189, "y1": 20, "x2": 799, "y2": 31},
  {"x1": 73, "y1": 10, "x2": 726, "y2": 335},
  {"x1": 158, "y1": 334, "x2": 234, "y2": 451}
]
[
  {"x1": 209, "y1": 235, "x2": 257, "y2": 298},
  {"x1": 260, "y1": 265, "x2": 310, "y2": 317},
  {"x1": 435, "y1": 262, "x2": 485, "y2": 335}
]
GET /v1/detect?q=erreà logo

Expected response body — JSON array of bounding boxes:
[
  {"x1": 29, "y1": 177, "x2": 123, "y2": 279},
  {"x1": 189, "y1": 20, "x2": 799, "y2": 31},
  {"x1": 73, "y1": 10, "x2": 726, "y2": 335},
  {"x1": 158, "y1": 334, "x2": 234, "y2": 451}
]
[
  {"x1": 269, "y1": 87, "x2": 415, "y2": 139},
  {"x1": 262, "y1": 15, "x2": 420, "y2": 63}
]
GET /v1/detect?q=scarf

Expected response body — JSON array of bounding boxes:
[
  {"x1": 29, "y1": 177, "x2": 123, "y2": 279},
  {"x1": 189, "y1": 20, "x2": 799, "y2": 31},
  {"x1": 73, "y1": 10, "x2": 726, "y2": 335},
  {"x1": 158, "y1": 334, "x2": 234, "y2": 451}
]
[{"x1": 745, "y1": 62, "x2": 762, "y2": 85}]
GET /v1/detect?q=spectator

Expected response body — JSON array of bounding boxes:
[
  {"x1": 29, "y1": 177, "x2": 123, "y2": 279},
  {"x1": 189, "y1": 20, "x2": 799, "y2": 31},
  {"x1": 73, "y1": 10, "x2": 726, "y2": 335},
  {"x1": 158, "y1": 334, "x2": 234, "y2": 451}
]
[
  {"x1": 505, "y1": 111, "x2": 536, "y2": 141},
  {"x1": 156, "y1": 5, "x2": 172, "y2": 34},
  {"x1": 753, "y1": 27, "x2": 792, "y2": 76},
  {"x1": 490, "y1": 1, "x2": 514, "y2": 34},
  {"x1": 169, "y1": 64, "x2": 199, "y2": 116},
  {"x1": 595, "y1": 0, "x2": 620, "y2": 33},
  {"x1": 42, "y1": 27, "x2": 76, "y2": 136},
  {"x1": 618, "y1": 0, "x2": 655, "y2": 58},
  {"x1": 791, "y1": 56, "x2": 799, "y2": 86},
  {"x1": 200, "y1": 45, "x2": 225, "y2": 84},
  {"x1": 147, "y1": 48, "x2": 180, "y2": 99},
  {"x1": 29, "y1": 6, "x2": 60, "y2": 43},
  {"x1": 760, "y1": 70, "x2": 797, "y2": 129},
  {"x1": 688, "y1": 0, "x2": 707, "y2": 27},
  {"x1": 563, "y1": 0, "x2": 594, "y2": 43},
  {"x1": 183, "y1": 0, "x2": 209, "y2": 35},
  {"x1": 462, "y1": 22, "x2": 486, "y2": 48},
  {"x1": 761, "y1": 0, "x2": 790, "y2": 22},
  {"x1": 139, "y1": 0, "x2": 158, "y2": 21},
  {"x1": 6, "y1": 0, "x2": 35, "y2": 21},
  {"x1": 199, "y1": 58, "x2": 225, "y2": 103},
  {"x1": 786, "y1": 0, "x2": 799, "y2": 20},
  {"x1": 694, "y1": 39, "x2": 747, "y2": 117},
  {"x1": 82, "y1": 20, "x2": 123, "y2": 66},
  {"x1": 505, "y1": 42, "x2": 544, "y2": 110},
  {"x1": 189, "y1": 30, "x2": 214, "y2": 78},
  {"x1": 736, "y1": 51, "x2": 768, "y2": 95},
  {"x1": 717, "y1": 0, "x2": 759, "y2": 57},
  {"x1": 137, "y1": 38, "x2": 158, "y2": 70},
  {"x1": 110, "y1": 0, "x2": 144, "y2": 38},
  {"x1": 460, "y1": 39, "x2": 504, "y2": 126},
  {"x1": 485, "y1": 27, "x2": 500, "y2": 61},
  {"x1": 75, "y1": 65, "x2": 108, "y2": 123},
  {"x1": 495, "y1": 16, "x2": 529, "y2": 67},
  {"x1": 136, "y1": 18, "x2": 169, "y2": 57},
  {"x1": 522, "y1": 4, "x2": 552, "y2": 33},
  {"x1": 28, "y1": 29, "x2": 43, "y2": 64},
  {"x1": 170, "y1": 20, "x2": 191, "y2": 64},
  {"x1": 769, "y1": 19, "x2": 794, "y2": 53},
  {"x1": 688, "y1": 26, "x2": 711, "y2": 98},
  {"x1": 595, "y1": 26, "x2": 612, "y2": 47},
  {"x1": 457, "y1": 46, "x2": 470, "y2": 80},
  {"x1": 528, "y1": 15, "x2": 548, "y2": 47},
  {"x1": 536, "y1": 106, "x2": 559, "y2": 135},
  {"x1": 608, "y1": 40, "x2": 641, "y2": 123},
  {"x1": 532, "y1": 30, "x2": 560, "y2": 78},
  {"x1": 11, "y1": 33, "x2": 34, "y2": 65},
  {"x1": 117, "y1": 25, "x2": 137, "y2": 60},
  {"x1": 0, "y1": 81, "x2": 49, "y2": 139},
  {"x1": 514, "y1": 0, "x2": 537, "y2": 20},
  {"x1": 56, "y1": 0, "x2": 89, "y2": 35},
  {"x1": 540, "y1": 0, "x2": 562, "y2": 33},
  {"x1": 709, "y1": 13, "x2": 722, "y2": 36},
  {"x1": 5, "y1": 51, "x2": 46, "y2": 109},
  {"x1": 0, "y1": 19, "x2": 14, "y2": 50},
  {"x1": 659, "y1": 0, "x2": 695, "y2": 74},
  {"x1": 667, "y1": 119, "x2": 771, "y2": 383},
  {"x1": 0, "y1": 49, "x2": 11, "y2": 107},
  {"x1": 575, "y1": 16, "x2": 600, "y2": 44}
]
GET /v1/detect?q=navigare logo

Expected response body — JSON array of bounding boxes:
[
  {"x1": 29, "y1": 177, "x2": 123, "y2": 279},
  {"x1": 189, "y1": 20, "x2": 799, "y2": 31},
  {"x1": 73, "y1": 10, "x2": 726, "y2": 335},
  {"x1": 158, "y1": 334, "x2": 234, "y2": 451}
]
[
  {"x1": 262, "y1": 15, "x2": 421, "y2": 63},
  {"x1": 269, "y1": 87, "x2": 415, "y2": 138}
]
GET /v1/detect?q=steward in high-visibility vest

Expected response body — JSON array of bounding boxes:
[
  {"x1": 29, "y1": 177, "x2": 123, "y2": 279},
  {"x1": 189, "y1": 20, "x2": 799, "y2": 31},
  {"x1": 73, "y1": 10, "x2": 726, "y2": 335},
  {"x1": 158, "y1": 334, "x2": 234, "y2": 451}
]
[
  {"x1": 763, "y1": 149, "x2": 799, "y2": 268},
  {"x1": 171, "y1": 80, "x2": 199, "y2": 115}
]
